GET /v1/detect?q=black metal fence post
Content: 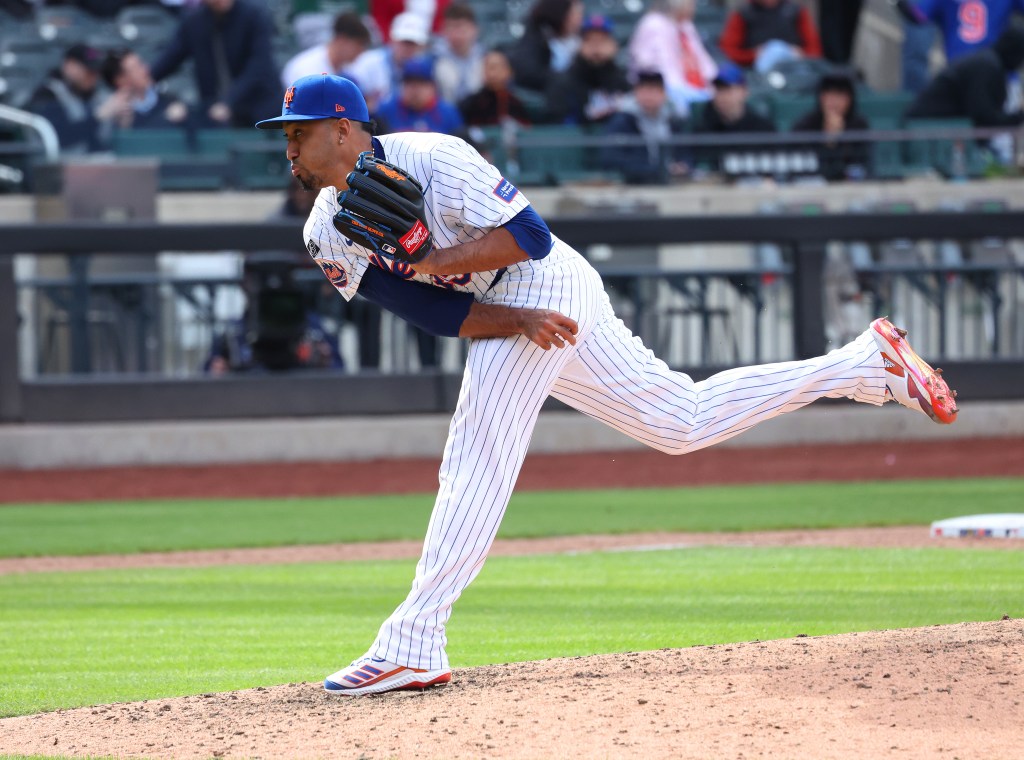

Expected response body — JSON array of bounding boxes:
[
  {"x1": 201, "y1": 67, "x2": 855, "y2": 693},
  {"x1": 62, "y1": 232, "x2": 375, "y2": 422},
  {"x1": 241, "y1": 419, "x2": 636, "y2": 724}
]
[
  {"x1": 791, "y1": 240, "x2": 827, "y2": 358},
  {"x1": 0, "y1": 255, "x2": 22, "y2": 422}
]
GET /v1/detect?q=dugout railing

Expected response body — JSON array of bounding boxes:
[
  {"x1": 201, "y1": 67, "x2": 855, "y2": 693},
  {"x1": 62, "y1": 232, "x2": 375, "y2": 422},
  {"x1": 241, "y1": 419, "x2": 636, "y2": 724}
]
[{"x1": 1, "y1": 211, "x2": 1023, "y2": 423}]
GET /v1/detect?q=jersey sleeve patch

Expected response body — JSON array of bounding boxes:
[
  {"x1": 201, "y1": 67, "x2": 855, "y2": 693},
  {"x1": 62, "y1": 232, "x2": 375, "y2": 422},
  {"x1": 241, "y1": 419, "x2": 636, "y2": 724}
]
[
  {"x1": 314, "y1": 257, "x2": 349, "y2": 291},
  {"x1": 492, "y1": 178, "x2": 519, "y2": 203}
]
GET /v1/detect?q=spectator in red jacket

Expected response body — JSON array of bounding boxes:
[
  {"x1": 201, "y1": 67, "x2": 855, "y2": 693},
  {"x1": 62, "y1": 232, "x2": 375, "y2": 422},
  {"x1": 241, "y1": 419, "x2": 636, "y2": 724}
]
[
  {"x1": 719, "y1": 0, "x2": 822, "y2": 73},
  {"x1": 372, "y1": 0, "x2": 450, "y2": 42}
]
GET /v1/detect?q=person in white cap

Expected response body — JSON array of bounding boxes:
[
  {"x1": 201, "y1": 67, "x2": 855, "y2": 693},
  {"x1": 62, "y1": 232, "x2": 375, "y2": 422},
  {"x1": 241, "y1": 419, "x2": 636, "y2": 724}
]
[{"x1": 346, "y1": 11, "x2": 432, "y2": 111}]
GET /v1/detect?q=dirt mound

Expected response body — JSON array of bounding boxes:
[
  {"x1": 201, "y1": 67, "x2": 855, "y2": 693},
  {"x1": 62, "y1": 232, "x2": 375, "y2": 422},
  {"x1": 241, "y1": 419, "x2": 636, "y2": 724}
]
[{"x1": 2, "y1": 619, "x2": 1020, "y2": 759}]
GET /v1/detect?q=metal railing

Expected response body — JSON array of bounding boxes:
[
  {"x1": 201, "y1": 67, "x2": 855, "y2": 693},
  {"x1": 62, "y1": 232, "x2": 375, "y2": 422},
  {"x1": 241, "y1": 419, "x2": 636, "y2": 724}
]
[{"x1": 1, "y1": 211, "x2": 1023, "y2": 422}]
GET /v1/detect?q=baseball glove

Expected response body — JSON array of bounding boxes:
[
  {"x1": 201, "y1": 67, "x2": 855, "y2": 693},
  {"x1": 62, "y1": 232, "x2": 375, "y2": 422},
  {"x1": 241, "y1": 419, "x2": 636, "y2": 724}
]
[{"x1": 333, "y1": 152, "x2": 434, "y2": 264}]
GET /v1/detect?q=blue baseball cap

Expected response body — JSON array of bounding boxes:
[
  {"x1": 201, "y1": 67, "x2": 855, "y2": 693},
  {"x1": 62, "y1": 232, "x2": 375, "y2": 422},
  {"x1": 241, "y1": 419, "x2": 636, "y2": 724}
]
[
  {"x1": 580, "y1": 13, "x2": 613, "y2": 36},
  {"x1": 401, "y1": 56, "x2": 434, "y2": 82},
  {"x1": 712, "y1": 63, "x2": 746, "y2": 87},
  {"x1": 255, "y1": 73, "x2": 370, "y2": 129}
]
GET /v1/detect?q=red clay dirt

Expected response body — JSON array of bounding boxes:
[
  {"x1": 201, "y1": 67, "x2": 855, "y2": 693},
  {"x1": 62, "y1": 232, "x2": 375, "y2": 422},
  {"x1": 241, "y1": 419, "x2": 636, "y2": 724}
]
[
  {"x1": 1, "y1": 437, "x2": 1022, "y2": 504},
  {"x1": 1, "y1": 619, "x2": 1020, "y2": 760}
]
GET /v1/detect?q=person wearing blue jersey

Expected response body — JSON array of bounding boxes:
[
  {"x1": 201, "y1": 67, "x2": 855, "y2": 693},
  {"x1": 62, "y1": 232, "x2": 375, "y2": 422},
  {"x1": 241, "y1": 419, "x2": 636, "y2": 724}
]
[
  {"x1": 255, "y1": 73, "x2": 960, "y2": 697},
  {"x1": 374, "y1": 57, "x2": 466, "y2": 137},
  {"x1": 898, "y1": 0, "x2": 1024, "y2": 92}
]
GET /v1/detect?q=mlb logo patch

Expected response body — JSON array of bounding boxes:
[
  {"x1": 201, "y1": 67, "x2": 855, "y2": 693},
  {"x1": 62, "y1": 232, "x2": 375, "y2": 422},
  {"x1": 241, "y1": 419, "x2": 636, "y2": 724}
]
[{"x1": 492, "y1": 178, "x2": 518, "y2": 203}]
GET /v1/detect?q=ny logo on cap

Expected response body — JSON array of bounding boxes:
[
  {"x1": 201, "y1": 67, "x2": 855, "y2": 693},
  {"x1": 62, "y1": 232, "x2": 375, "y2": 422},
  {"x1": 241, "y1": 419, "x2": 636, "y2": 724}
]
[{"x1": 284, "y1": 86, "x2": 295, "y2": 109}]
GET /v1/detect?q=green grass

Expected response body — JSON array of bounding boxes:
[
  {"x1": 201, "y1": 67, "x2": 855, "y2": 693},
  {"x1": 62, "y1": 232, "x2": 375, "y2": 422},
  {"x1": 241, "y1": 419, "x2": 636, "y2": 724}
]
[
  {"x1": 1, "y1": 546, "x2": 1021, "y2": 717},
  {"x1": 1, "y1": 478, "x2": 1021, "y2": 557}
]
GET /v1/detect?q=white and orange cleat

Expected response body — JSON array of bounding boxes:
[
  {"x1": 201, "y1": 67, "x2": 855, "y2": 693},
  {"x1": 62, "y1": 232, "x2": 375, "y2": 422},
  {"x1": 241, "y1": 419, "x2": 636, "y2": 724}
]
[
  {"x1": 870, "y1": 317, "x2": 958, "y2": 424},
  {"x1": 324, "y1": 656, "x2": 451, "y2": 696}
]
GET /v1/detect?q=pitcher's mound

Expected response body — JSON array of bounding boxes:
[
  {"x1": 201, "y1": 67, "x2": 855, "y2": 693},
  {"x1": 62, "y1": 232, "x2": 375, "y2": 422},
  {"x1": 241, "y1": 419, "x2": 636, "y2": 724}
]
[{"x1": 2, "y1": 619, "x2": 1021, "y2": 759}]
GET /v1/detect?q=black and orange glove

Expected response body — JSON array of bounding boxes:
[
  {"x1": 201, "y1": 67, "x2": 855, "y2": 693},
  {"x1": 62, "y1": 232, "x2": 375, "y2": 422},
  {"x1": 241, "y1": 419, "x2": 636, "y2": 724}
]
[{"x1": 333, "y1": 152, "x2": 434, "y2": 264}]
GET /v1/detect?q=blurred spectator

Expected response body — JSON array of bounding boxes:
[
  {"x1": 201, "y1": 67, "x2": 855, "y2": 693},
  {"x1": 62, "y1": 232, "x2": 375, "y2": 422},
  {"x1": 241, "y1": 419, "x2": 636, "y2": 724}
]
[
  {"x1": 27, "y1": 44, "x2": 108, "y2": 154},
  {"x1": 545, "y1": 14, "x2": 631, "y2": 125},
  {"x1": 433, "y1": 3, "x2": 484, "y2": 104},
  {"x1": 150, "y1": 0, "x2": 281, "y2": 129},
  {"x1": 905, "y1": 21, "x2": 1024, "y2": 127},
  {"x1": 719, "y1": 0, "x2": 823, "y2": 72},
  {"x1": 898, "y1": 0, "x2": 1024, "y2": 93},
  {"x1": 629, "y1": 0, "x2": 718, "y2": 112},
  {"x1": 375, "y1": 56, "x2": 465, "y2": 136},
  {"x1": 0, "y1": 0, "x2": 34, "y2": 18},
  {"x1": 791, "y1": 71, "x2": 870, "y2": 181},
  {"x1": 693, "y1": 64, "x2": 776, "y2": 170},
  {"x1": 602, "y1": 71, "x2": 689, "y2": 184},
  {"x1": 281, "y1": 12, "x2": 371, "y2": 90},
  {"x1": 372, "y1": 0, "x2": 449, "y2": 43},
  {"x1": 96, "y1": 49, "x2": 190, "y2": 133},
  {"x1": 510, "y1": 0, "x2": 585, "y2": 93},
  {"x1": 347, "y1": 11, "x2": 431, "y2": 111},
  {"x1": 818, "y1": 0, "x2": 864, "y2": 64},
  {"x1": 695, "y1": 64, "x2": 775, "y2": 133},
  {"x1": 459, "y1": 49, "x2": 531, "y2": 126}
]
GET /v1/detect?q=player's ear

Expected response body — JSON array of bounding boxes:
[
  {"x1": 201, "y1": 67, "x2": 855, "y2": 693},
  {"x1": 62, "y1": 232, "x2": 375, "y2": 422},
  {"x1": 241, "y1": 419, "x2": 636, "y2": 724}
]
[{"x1": 335, "y1": 118, "x2": 354, "y2": 146}]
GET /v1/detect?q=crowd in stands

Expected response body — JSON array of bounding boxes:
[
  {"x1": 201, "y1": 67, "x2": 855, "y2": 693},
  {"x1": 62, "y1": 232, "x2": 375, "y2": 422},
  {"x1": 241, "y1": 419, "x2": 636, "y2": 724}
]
[{"x1": 1, "y1": 0, "x2": 1023, "y2": 185}]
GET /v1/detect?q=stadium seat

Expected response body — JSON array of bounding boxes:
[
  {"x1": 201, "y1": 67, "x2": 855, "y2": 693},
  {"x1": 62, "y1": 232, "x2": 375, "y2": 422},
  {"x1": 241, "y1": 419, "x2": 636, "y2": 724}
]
[
  {"x1": 37, "y1": 6, "x2": 106, "y2": 44},
  {"x1": 112, "y1": 129, "x2": 191, "y2": 158},
  {"x1": 903, "y1": 118, "x2": 983, "y2": 178},
  {"x1": 232, "y1": 143, "x2": 291, "y2": 190},
  {"x1": 857, "y1": 91, "x2": 915, "y2": 124},
  {"x1": 769, "y1": 94, "x2": 814, "y2": 131},
  {"x1": 116, "y1": 4, "x2": 178, "y2": 43},
  {"x1": 0, "y1": 67, "x2": 43, "y2": 108},
  {"x1": 868, "y1": 117, "x2": 904, "y2": 180},
  {"x1": 195, "y1": 128, "x2": 272, "y2": 156},
  {"x1": 514, "y1": 125, "x2": 609, "y2": 185}
]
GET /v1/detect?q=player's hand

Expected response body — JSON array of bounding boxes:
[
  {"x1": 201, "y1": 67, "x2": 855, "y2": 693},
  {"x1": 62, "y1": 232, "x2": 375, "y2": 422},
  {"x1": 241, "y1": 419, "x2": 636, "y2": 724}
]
[{"x1": 518, "y1": 309, "x2": 578, "y2": 350}]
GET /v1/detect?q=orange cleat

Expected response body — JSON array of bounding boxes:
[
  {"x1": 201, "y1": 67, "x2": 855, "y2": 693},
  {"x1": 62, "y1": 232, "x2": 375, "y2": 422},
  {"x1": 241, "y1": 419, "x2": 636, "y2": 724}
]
[{"x1": 870, "y1": 318, "x2": 958, "y2": 424}]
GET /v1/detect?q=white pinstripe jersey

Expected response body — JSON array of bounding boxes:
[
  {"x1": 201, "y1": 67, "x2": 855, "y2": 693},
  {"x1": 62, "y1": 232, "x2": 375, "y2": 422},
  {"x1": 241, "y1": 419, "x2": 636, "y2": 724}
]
[{"x1": 302, "y1": 132, "x2": 532, "y2": 302}]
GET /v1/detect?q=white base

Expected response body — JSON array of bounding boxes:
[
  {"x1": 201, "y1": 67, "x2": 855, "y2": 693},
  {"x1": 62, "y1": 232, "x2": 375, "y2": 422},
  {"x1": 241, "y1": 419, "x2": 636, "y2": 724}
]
[{"x1": 930, "y1": 514, "x2": 1024, "y2": 539}]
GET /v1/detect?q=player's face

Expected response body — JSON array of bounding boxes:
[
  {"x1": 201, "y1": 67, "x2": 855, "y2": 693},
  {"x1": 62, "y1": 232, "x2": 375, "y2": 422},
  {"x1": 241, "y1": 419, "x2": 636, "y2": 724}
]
[{"x1": 282, "y1": 119, "x2": 340, "y2": 193}]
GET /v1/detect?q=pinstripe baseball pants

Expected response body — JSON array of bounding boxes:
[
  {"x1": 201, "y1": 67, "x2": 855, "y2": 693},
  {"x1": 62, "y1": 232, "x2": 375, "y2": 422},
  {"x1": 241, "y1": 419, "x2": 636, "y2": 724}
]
[{"x1": 370, "y1": 243, "x2": 888, "y2": 670}]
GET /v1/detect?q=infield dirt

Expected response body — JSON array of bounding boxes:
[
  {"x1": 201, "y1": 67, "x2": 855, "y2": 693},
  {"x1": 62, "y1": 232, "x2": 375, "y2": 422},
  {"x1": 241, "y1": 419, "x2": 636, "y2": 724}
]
[{"x1": 1, "y1": 618, "x2": 1020, "y2": 759}]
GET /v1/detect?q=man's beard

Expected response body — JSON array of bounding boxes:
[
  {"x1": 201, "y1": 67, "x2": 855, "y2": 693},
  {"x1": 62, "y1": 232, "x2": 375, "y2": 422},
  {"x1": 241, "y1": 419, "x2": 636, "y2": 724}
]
[{"x1": 297, "y1": 172, "x2": 322, "y2": 192}]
